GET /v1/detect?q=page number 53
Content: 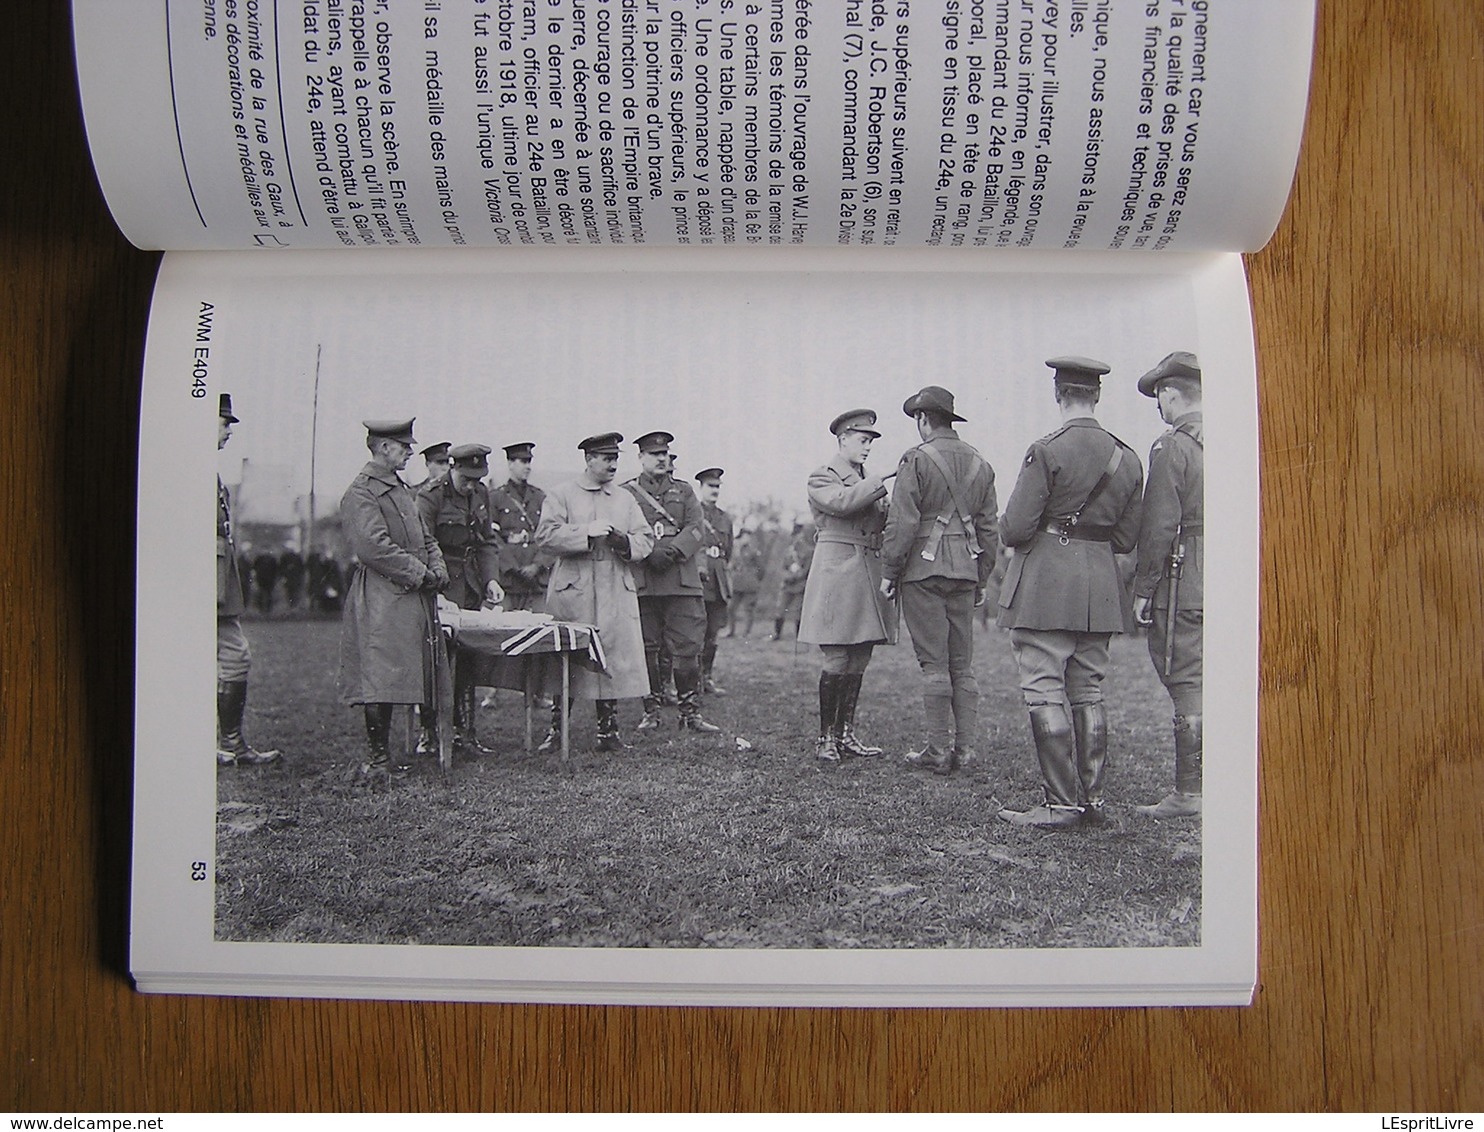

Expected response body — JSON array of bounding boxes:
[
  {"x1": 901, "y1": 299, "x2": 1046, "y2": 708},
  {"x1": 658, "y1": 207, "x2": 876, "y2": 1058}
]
[{"x1": 190, "y1": 860, "x2": 208, "y2": 881}]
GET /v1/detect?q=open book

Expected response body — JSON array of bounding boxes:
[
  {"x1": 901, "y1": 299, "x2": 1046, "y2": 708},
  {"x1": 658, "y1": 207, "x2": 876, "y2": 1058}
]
[{"x1": 76, "y1": 0, "x2": 1313, "y2": 1005}]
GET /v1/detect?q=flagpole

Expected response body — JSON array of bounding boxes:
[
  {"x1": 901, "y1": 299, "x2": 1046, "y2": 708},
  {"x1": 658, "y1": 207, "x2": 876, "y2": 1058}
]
[{"x1": 306, "y1": 343, "x2": 322, "y2": 553}]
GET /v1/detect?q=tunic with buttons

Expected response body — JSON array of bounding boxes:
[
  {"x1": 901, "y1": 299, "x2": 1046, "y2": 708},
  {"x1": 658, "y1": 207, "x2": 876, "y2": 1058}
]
[
  {"x1": 698, "y1": 502, "x2": 734, "y2": 603},
  {"x1": 799, "y1": 454, "x2": 896, "y2": 645},
  {"x1": 996, "y1": 418, "x2": 1144, "y2": 632},
  {"x1": 489, "y1": 479, "x2": 553, "y2": 601},
  {"x1": 417, "y1": 476, "x2": 503, "y2": 610},
  {"x1": 623, "y1": 472, "x2": 706, "y2": 597}
]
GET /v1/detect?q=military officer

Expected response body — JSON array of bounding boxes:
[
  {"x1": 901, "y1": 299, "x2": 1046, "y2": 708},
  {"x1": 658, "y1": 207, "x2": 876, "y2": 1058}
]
[
  {"x1": 414, "y1": 441, "x2": 451, "y2": 490},
  {"x1": 489, "y1": 442, "x2": 552, "y2": 613},
  {"x1": 417, "y1": 443, "x2": 504, "y2": 757},
  {"x1": 694, "y1": 468, "x2": 734, "y2": 693},
  {"x1": 535, "y1": 432, "x2": 655, "y2": 752},
  {"x1": 996, "y1": 358, "x2": 1144, "y2": 828},
  {"x1": 216, "y1": 394, "x2": 281, "y2": 767},
  {"x1": 799, "y1": 410, "x2": 896, "y2": 762},
  {"x1": 880, "y1": 386, "x2": 998, "y2": 775},
  {"x1": 1131, "y1": 352, "x2": 1205, "y2": 818},
  {"x1": 623, "y1": 431, "x2": 721, "y2": 734},
  {"x1": 338, "y1": 419, "x2": 449, "y2": 781}
]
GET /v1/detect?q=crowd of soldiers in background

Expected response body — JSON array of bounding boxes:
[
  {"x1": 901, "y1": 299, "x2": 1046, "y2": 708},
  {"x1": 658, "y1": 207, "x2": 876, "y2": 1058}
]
[
  {"x1": 233, "y1": 547, "x2": 348, "y2": 615},
  {"x1": 226, "y1": 502, "x2": 1149, "y2": 639},
  {"x1": 227, "y1": 515, "x2": 1080, "y2": 638}
]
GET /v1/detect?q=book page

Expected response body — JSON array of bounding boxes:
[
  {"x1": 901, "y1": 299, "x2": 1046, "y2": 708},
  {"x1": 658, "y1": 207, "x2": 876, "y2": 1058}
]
[
  {"x1": 132, "y1": 246, "x2": 1257, "y2": 1004},
  {"x1": 75, "y1": 0, "x2": 1313, "y2": 252}
]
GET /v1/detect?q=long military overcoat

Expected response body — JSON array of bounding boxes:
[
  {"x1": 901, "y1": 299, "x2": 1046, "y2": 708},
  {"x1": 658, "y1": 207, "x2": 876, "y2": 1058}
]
[
  {"x1": 996, "y1": 418, "x2": 1144, "y2": 633},
  {"x1": 536, "y1": 473, "x2": 656, "y2": 700},
  {"x1": 338, "y1": 462, "x2": 447, "y2": 705},
  {"x1": 799, "y1": 453, "x2": 897, "y2": 646}
]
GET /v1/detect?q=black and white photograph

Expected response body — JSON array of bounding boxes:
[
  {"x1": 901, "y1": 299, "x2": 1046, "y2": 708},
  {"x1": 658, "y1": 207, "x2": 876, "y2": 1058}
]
[{"x1": 129, "y1": 249, "x2": 1255, "y2": 1003}]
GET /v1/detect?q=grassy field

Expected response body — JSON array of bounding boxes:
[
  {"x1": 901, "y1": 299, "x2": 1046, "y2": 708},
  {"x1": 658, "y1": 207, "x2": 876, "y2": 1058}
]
[{"x1": 215, "y1": 617, "x2": 1201, "y2": 949}]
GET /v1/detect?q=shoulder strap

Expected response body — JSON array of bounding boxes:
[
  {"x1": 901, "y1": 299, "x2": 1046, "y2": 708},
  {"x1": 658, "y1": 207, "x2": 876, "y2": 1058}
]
[
  {"x1": 1070, "y1": 445, "x2": 1123, "y2": 524},
  {"x1": 917, "y1": 443, "x2": 987, "y2": 558},
  {"x1": 1175, "y1": 420, "x2": 1205, "y2": 449},
  {"x1": 624, "y1": 479, "x2": 679, "y2": 535}
]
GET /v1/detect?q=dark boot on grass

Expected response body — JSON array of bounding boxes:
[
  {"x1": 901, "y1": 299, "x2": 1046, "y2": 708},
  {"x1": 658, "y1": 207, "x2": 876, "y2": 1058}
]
[
  {"x1": 595, "y1": 699, "x2": 627, "y2": 751},
  {"x1": 998, "y1": 705, "x2": 1084, "y2": 828},
  {"x1": 359, "y1": 703, "x2": 406, "y2": 784},
  {"x1": 217, "y1": 679, "x2": 280, "y2": 767},
  {"x1": 1136, "y1": 713, "x2": 1203, "y2": 818},
  {"x1": 836, "y1": 674, "x2": 882, "y2": 757},
  {"x1": 815, "y1": 673, "x2": 842, "y2": 761},
  {"x1": 453, "y1": 681, "x2": 494, "y2": 758},
  {"x1": 1072, "y1": 702, "x2": 1109, "y2": 824},
  {"x1": 677, "y1": 664, "x2": 721, "y2": 733}
]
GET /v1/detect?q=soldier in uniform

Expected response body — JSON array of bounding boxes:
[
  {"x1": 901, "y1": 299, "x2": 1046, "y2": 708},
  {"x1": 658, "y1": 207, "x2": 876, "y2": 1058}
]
[
  {"x1": 414, "y1": 441, "x2": 451, "y2": 490},
  {"x1": 623, "y1": 431, "x2": 722, "y2": 734},
  {"x1": 694, "y1": 468, "x2": 734, "y2": 693},
  {"x1": 489, "y1": 442, "x2": 552, "y2": 613},
  {"x1": 880, "y1": 386, "x2": 999, "y2": 774},
  {"x1": 338, "y1": 419, "x2": 449, "y2": 780},
  {"x1": 726, "y1": 527, "x2": 765, "y2": 638},
  {"x1": 534, "y1": 433, "x2": 655, "y2": 752},
  {"x1": 799, "y1": 409, "x2": 896, "y2": 762},
  {"x1": 417, "y1": 443, "x2": 505, "y2": 757},
  {"x1": 216, "y1": 394, "x2": 280, "y2": 767},
  {"x1": 770, "y1": 520, "x2": 813, "y2": 640},
  {"x1": 1131, "y1": 352, "x2": 1205, "y2": 818},
  {"x1": 252, "y1": 548, "x2": 279, "y2": 613},
  {"x1": 996, "y1": 358, "x2": 1145, "y2": 828}
]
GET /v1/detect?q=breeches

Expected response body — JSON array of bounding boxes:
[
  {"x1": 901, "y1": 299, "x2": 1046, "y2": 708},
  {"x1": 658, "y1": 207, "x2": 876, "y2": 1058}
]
[
  {"x1": 1147, "y1": 606, "x2": 1203, "y2": 715},
  {"x1": 217, "y1": 616, "x2": 251, "y2": 682},
  {"x1": 1009, "y1": 628, "x2": 1110, "y2": 707},
  {"x1": 819, "y1": 643, "x2": 875, "y2": 675},
  {"x1": 900, "y1": 577, "x2": 977, "y2": 688},
  {"x1": 640, "y1": 594, "x2": 706, "y2": 661}
]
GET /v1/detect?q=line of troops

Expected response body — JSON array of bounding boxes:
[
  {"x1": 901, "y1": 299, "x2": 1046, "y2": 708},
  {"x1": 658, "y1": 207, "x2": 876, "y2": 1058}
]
[{"x1": 216, "y1": 350, "x2": 1204, "y2": 828}]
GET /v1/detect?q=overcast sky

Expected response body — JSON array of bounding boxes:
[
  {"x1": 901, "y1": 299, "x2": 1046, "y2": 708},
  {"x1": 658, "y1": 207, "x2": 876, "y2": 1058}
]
[{"x1": 198, "y1": 255, "x2": 1210, "y2": 524}]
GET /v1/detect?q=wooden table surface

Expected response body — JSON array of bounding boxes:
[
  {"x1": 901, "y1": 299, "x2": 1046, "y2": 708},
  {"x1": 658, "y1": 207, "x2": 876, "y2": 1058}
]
[{"x1": 4, "y1": 1, "x2": 1480, "y2": 1112}]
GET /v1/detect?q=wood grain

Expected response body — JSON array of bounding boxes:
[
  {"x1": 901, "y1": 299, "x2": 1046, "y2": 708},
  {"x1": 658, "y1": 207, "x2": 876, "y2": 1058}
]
[{"x1": 3, "y1": 0, "x2": 1480, "y2": 1111}]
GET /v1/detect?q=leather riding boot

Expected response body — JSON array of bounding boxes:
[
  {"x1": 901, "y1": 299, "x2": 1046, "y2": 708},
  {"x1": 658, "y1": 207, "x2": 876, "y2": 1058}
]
[
  {"x1": 815, "y1": 673, "x2": 842, "y2": 761},
  {"x1": 702, "y1": 640, "x2": 726, "y2": 694},
  {"x1": 1072, "y1": 703, "x2": 1109, "y2": 818},
  {"x1": 639, "y1": 651, "x2": 664, "y2": 729},
  {"x1": 836, "y1": 673, "x2": 882, "y2": 757},
  {"x1": 596, "y1": 699, "x2": 627, "y2": 751},
  {"x1": 1137, "y1": 713, "x2": 1203, "y2": 817},
  {"x1": 453, "y1": 680, "x2": 494, "y2": 757},
  {"x1": 998, "y1": 705, "x2": 1083, "y2": 828},
  {"x1": 677, "y1": 664, "x2": 721, "y2": 733},
  {"x1": 217, "y1": 679, "x2": 280, "y2": 766},
  {"x1": 361, "y1": 703, "x2": 400, "y2": 778},
  {"x1": 657, "y1": 650, "x2": 678, "y2": 705}
]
